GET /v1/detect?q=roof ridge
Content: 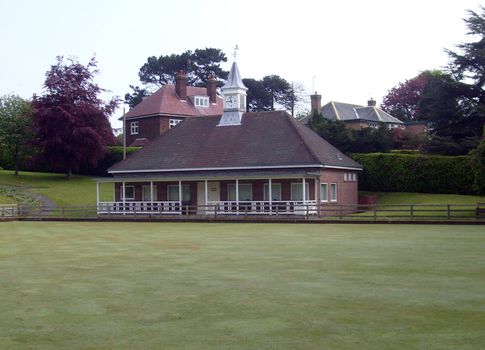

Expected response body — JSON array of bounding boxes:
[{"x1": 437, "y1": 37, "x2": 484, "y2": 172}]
[
  {"x1": 331, "y1": 101, "x2": 341, "y2": 120},
  {"x1": 285, "y1": 113, "x2": 321, "y2": 164}
]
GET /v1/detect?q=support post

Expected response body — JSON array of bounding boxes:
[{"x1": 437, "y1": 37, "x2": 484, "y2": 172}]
[
  {"x1": 96, "y1": 181, "x2": 100, "y2": 213},
  {"x1": 268, "y1": 178, "x2": 272, "y2": 215},
  {"x1": 302, "y1": 178, "x2": 306, "y2": 203},
  {"x1": 122, "y1": 181, "x2": 126, "y2": 215},
  {"x1": 178, "y1": 180, "x2": 182, "y2": 215},
  {"x1": 236, "y1": 179, "x2": 239, "y2": 215},
  {"x1": 205, "y1": 180, "x2": 208, "y2": 215},
  {"x1": 150, "y1": 181, "x2": 154, "y2": 211}
]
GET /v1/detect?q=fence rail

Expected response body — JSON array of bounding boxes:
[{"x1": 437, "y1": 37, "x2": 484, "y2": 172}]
[{"x1": 1, "y1": 202, "x2": 484, "y2": 221}]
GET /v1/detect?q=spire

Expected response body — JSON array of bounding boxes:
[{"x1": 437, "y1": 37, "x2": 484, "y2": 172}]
[
  {"x1": 222, "y1": 61, "x2": 247, "y2": 91},
  {"x1": 218, "y1": 51, "x2": 248, "y2": 126}
]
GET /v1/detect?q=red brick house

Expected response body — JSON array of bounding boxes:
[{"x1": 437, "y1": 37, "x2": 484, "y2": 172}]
[
  {"x1": 123, "y1": 71, "x2": 223, "y2": 146},
  {"x1": 97, "y1": 62, "x2": 361, "y2": 216}
]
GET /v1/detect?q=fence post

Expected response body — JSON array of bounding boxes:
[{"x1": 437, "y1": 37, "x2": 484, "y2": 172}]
[
  {"x1": 62, "y1": 207, "x2": 65, "y2": 219},
  {"x1": 447, "y1": 204, "x2": 451, "y2": 219},
  {"x1": 410, "y1": 205, "x2": 414, "y2": 220},
  {"x1": 306, "y1": 204, "x2": 309, "y2": 220},
  {"x1": 373, "y1": 206, "x2": 377, "y2": 221},
  {"x1": 214, "y1": 204, "x2": 218, "y2": 219}
]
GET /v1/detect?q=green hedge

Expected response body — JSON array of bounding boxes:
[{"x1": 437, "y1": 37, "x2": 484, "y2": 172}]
[
  {"x1": 79, "y1": 146, "x2": 141, "y2": 176},
  {"x1": 351, "y1": 153, "x2": 475, "y2": 194}
]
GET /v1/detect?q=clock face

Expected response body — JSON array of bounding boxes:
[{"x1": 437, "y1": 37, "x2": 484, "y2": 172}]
[{"x1": 225, "y1": 95, "x2": 238, "y2": 108}]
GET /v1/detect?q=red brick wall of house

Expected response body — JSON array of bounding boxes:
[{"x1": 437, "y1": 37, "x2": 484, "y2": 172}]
[
  {"x1": 126, "y1": 117, "x2": 161, "y2": 146},
  {"x1": 345, "y1": 121, "x2": 371, "y2": 130},
  {"x1": 405, "y1": 124, "x2": 427, "y2": 135},
  {"x1": 319, "y1": 169, "x2": 358, "y2": 206}
]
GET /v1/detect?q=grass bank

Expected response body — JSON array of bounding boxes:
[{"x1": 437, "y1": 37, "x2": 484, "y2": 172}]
[
  {"x1": 1, "y1": 222, "x2": 484, "y2": 349},
  {"x1": 0, "y1": 170, "x2": 111, "y2": 206}
]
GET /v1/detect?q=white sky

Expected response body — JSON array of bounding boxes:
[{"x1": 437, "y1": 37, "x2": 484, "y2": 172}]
[{"x1": 0, "y1": 0, "x2": 482, "y2": 128}]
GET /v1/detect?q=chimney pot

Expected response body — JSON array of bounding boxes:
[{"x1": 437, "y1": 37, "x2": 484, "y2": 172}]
[
  {"x1": 367, "y1": 98, "x2": 376, "y2": 107},
  {"x1": 175, "y1": 70, "x2": 187, "y2": 100}
]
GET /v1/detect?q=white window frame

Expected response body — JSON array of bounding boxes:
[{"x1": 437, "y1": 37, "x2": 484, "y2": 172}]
[
  {"x1": 169, "y1": 119, "x2": 182, "y2": 129},
  {"x1": 194, "y1": 96, "x2": 209, "y2": 107},
  {"x1": 352, "y1": 173, "x2": 357, "y2": 182},
  {"x1": 142, "y1": 185, "x2": 157, "y2": 201},
  {"x1": 291, "y1": 183, "x2": 310, "y2": 201},
  {"x1": 320, "y1": 183, "x2": 328, "y2": 203},
  {"x1": 330, "y1": 183, "x2": 337, "y2": 202},
  {"x1": 121, "y1": 185, "x2": 135, "y2": 200},
  {"x1": 130, "y1": 121, "x2": 139, "y2": 135},
  {"x1": 228, "y1": 183, "x2": 253, "y2": 201},
  {"x1": 263, "y1": 183, "x2": 282, "y2": 201},
  {"x1": 344, "y1": 173, "x2": 348, "y2": 182}
]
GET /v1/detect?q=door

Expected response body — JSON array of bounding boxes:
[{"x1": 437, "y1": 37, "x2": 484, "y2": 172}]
[{"x1": 197, "y1": 181, "x2": 220, "y2": 214}]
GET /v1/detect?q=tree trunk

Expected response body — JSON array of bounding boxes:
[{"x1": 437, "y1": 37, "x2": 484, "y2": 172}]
[{"x1": 14, "y1": 143, "x2": 19, "y2": 176}]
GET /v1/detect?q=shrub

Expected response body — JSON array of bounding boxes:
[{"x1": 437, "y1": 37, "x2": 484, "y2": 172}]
[
  {"x1": 352, "y1": 153, "x2": 475, "y2": 194},
  {"x1": 78, "y1": 146, "x2": 141, "y2": 176}
]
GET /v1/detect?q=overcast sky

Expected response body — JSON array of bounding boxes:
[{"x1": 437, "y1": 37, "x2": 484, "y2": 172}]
[{"x1": 0, "y1": 0, "x2": 482, "y2": 128}]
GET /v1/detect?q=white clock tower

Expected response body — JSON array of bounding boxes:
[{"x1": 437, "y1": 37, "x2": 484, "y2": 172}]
[{"x1": 218, "y1": 60, "x2": 248, "y2": 126}]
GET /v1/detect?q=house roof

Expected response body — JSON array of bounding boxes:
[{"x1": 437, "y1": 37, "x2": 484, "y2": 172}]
[
  {"x1": 322, "y1": 101, "x2": 403, "y2": 124},
  {"x1": 122, "y1": 85, "x2": 223, "y2": 120},
  {"x1": 109, "y1": 111, "x2": 361, "y2": 174}
]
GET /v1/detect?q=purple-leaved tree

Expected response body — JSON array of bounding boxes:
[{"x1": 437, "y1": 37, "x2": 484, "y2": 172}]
[{"x1": 32, "y1": 56, "x2": 118, "y2": 178}]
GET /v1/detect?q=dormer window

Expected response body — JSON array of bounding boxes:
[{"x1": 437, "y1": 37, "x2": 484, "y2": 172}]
[{"x1": 192, "y1": 96, "x2": 209, "y2": 107}]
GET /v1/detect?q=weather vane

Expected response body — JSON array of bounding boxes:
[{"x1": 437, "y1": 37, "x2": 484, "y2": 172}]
[{"x1": 233, "y1": 45, "x2": 239, "y2": 61}]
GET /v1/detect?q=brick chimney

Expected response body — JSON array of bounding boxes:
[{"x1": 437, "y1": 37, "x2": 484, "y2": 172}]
[
  {"x1": 310, "y1": 92, "x2": 322, "y2": 115},
  {"x1": 175, "y1": 70, "x2": 187, "y2": 100},
  {"x1": 367, "y1": 98, "x2": 376, "y2": 107},
  {"x1": 207, "y1": 75, "x2": 217, "y2": 103}
]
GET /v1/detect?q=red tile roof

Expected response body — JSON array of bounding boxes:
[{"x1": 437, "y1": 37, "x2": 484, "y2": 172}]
[
  {"x1": 109, "y1": 111, "x2": 361, "y2": 173},
  {"x1": 123, "y1": 85, "x2": 223, "y2": 120}
]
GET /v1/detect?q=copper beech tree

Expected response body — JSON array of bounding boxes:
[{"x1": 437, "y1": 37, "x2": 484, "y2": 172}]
[{"x1": 32, "y1": 56, "x2": 118, "y2": 178}]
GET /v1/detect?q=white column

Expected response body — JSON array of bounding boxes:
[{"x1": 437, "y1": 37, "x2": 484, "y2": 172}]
[
  {"x1": 178, "y1": 180, "x2": 182, "y2": 214},
  {"x1": 235, "y1": 178, "x2": 239, "y2": 215},
  {"x1": 122, "y1": 181, "x2": 126, "y2": 215},
  {"x1": 205, "y1": 179, "x2": 208, "y2": 215},
  {"x1": 96, "y1": 181, "x2": 100, "y2": 206},
  {"x1": 314, "y1": 178, "x2": 318, "y2": 203},
  {"x1": 268, "y1": 178, "x2": 272, "y2": 215},
  {"x1": 150, "y1": 181, "x2": 154, "y2": 210},
  {"x1": 302, "y1": 178, "x2": 306, "y2": 203}
]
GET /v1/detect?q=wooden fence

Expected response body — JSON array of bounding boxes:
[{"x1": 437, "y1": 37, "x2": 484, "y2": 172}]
[{"x1": 4, "y1": 203, "x2": 485, "y2": 222}]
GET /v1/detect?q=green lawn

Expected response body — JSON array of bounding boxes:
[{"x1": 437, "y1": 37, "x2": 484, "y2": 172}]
[
  {"x1": 0, "y1": 222, "x2": 484, "y2": 349},
  {"x1": 0, "y1": 170, "x2": 112, "y2": 206},
  {"x1": 371, "y1": 192, "x2": 485, "y2": 205}
]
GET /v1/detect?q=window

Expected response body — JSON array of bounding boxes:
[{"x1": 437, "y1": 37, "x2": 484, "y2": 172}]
[
  {"x1": 194, "y1": 96, "x2": 209, "y2": 107},
  {"x1": 320, "y1": 183, "x2": 328, "y2": 202},
  {"x1": 291, "y1": 183, "x2": 310, "y2": 201},
  {"x1": 228, "y1": 183, "x2": 253, "y2": 201},
  {"x1": 263, "y1": 183, "x2": 282, "y2": 201},
  {"x1": 344, "y1": 173, "x2": 348, "y2": 181},
  {"x1": 121, "y1": 185, "x2": 134, "y2": 200},
  {"x1": 169, "y1": 119, "x2": 182, "y2": 129},
  {"x1": 330, "y1": 183, "x2": 337, "y2": 202},
  {"x1": 352, "y1": 173, "x2": 357, "y2": 182},
  {"x1": 142, "y1": 185, "x2": 157, "y2": 201},
  {"x1": 130, "y1": 121, "x2": 139, "y2": 135},
  {"x1": 167, "y1": 184, "x2": 190, "y2": 201}
]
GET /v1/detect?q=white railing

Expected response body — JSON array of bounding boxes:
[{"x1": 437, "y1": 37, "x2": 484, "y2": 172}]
[
  {"x1": 207, "y1": 200, "x2": 318, "y2": 215},
  {"x1": 0, "y1": 204, "x2": 18, "y2": 217},
  {"x1": 97, "y1": 201, "x2": 182, "y2": 215}
]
